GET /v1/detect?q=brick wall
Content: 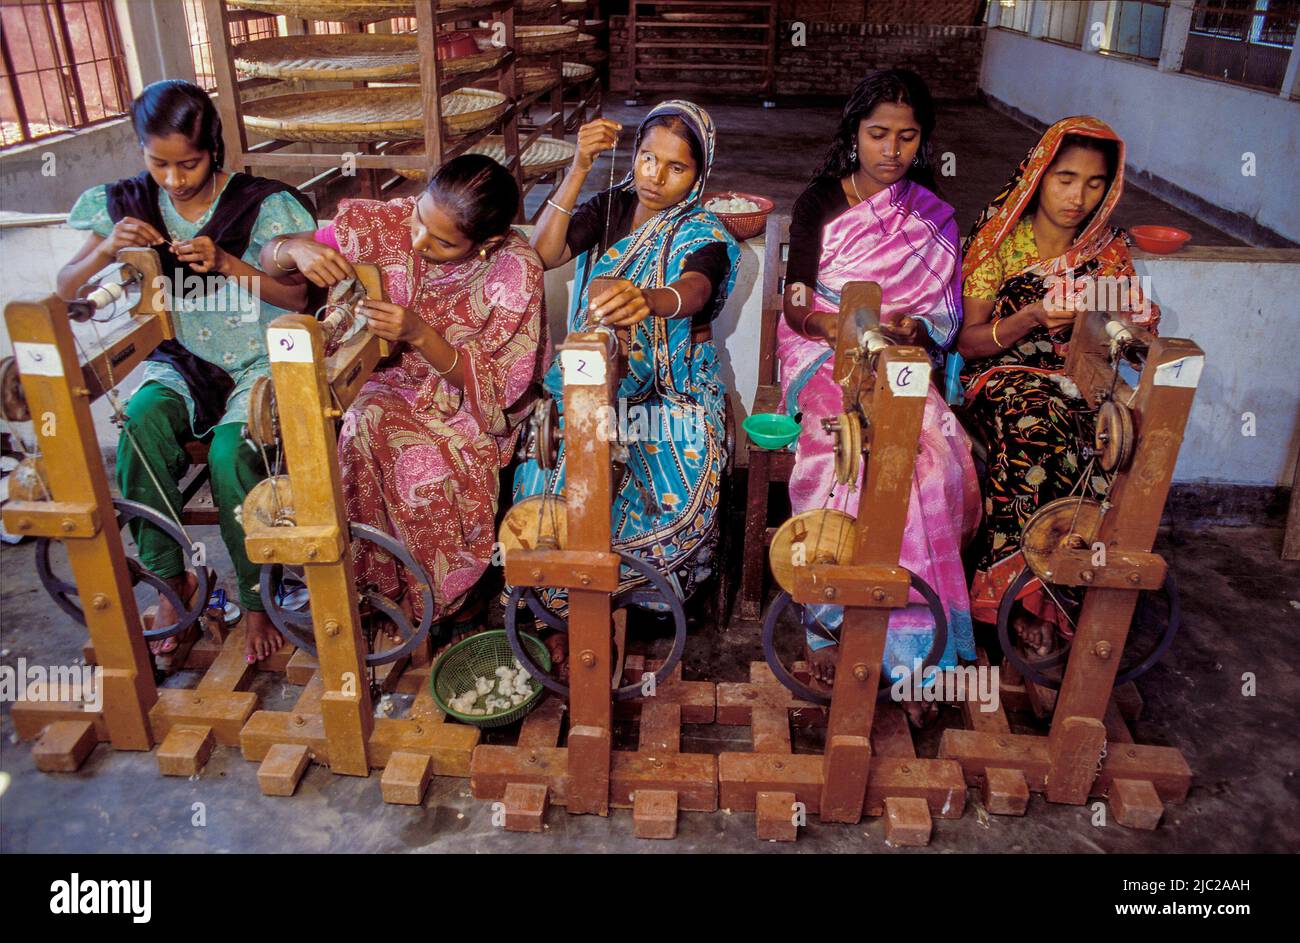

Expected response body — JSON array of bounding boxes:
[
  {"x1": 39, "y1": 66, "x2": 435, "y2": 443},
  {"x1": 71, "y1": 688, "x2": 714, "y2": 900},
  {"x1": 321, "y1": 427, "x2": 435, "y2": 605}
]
[
  {"x1": 776, "y1": 1, "x2": 983, "y2": 23},
  {"x1": 610, "y1": 18, "x2": 985, "y2": 100}
]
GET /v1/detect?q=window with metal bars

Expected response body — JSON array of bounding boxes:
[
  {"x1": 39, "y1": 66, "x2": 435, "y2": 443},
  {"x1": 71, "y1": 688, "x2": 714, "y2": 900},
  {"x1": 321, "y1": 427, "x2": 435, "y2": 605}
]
[
  {"x1": 1041, "y1": 0, "x2": 1089, "y2": 46},
  {"x1": 1184, "y1": 0, "x2": 1297, "y2": 90},
  {"x1": 183, "y1": 0, "x2": 279, "y2": 90},
  {"x1": 1, "y1": 0, "x2": 130, "y2": 149},
  {"x1": 992, "y1": 0, "x2": 1034, "y2": 33},
  {"x1": 1099, "y1": 0, "x2": 1169, "y2": 62}
]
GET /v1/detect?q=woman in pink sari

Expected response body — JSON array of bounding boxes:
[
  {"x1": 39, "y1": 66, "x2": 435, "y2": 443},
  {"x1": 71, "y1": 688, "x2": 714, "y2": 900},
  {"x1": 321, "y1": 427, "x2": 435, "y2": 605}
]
[{"x1": 780, "y1": 70, "x2": 980, "y2": 708}]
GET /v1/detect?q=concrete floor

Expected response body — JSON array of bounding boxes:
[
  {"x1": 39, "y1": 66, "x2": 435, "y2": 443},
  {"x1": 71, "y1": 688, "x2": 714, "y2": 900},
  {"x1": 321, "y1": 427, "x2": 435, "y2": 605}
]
[
  {"x1": 1, "y1": 97, "x2": 1281, "y2": 854},
  {"x1": 2, "y1": 503, "x2": 1297, "y2": 853}
]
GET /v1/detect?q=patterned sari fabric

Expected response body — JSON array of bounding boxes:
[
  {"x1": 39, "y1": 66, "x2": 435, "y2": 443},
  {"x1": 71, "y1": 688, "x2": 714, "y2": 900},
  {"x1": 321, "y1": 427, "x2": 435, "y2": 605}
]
[
  {"x1": 513, "y1": 100, "x2": 740, "y2": 614},
  {"x1": 959, "y1": 116, "x2": 1159, "y2": 627},
  {"x1": 317, "y1": 198, "x2": 547, "y2": 621},
  {"x1": 777, "y1": 179, "x2": 981, "y2": 674}
]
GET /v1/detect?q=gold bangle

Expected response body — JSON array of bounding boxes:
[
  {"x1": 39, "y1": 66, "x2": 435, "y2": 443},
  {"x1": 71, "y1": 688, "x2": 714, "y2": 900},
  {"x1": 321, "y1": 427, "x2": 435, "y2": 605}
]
[
  {"x1": 433, "y1": 347, "x2": 459, "y2": 378},
  {"x1": 273, "y1": 237, "x2": 292, "y2": 272},
  {"x1": 991, "y1": 318, "x2": 1006, "y2": 349}
]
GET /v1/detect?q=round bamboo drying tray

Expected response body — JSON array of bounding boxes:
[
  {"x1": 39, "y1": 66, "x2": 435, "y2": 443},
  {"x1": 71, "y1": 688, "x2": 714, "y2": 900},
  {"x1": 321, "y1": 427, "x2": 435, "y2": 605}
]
[
  {"x1": 562, "y1": 61, "x2": 595, "y2": 86},
  {"x1": 242, "y1": 87, "x2": 508, "y2": 143},
  {"x1": 227, "y1": 0, "x2": 479, "y2": 20},
  {"x1": 388, "y1": 135, "x2": 574, "y2": 181},
  {"x1": 574, "y1": 32, "x2": 604, "y2": 62},
  {"x1": 517, "y1": 65, "x2": 562, "y2": 95},
  {"x1": 517, "y1": 0, "x2": 559, "y2": 13},
  {"x1": 234, "y1": 34, "x2": 421, "y2": 82},
  {"x1": 517, "y1": 24, "x2": 579, "y2": 56}
]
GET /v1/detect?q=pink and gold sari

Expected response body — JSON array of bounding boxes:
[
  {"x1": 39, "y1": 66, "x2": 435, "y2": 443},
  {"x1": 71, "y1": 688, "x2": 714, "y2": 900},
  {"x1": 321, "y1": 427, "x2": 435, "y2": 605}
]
[{"x1": 777, "y1": 179, "x2": 980, "y2": 672}]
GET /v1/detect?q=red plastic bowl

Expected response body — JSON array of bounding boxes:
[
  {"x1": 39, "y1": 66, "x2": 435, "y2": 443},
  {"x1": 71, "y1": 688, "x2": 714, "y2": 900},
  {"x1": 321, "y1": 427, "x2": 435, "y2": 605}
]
[
  {"x1": 436, "y1": 31, "x2": 480, "y2": 61},
  {"x1": 1129, "y1": 225, "x2": 1191, "y2": 254}
]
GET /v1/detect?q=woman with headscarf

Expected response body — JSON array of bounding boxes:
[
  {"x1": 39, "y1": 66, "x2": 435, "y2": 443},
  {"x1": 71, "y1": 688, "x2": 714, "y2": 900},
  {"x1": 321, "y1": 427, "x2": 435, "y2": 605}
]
[
  {"x1": 779, "y1": 69, "x2": 981, "y2": 707},
  {"x1": 956, "y1": 116, "x2": 1158, "y2": 655},
  {"x1": 519, "y1": 101, "x2": 740, "y2": 642}
]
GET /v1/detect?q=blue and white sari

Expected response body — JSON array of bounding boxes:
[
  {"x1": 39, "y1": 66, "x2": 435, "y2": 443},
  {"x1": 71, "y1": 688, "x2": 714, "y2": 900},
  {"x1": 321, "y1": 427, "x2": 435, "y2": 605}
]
[{"x1": 514, "y1": 100, "x2": 740, "y2": 610}]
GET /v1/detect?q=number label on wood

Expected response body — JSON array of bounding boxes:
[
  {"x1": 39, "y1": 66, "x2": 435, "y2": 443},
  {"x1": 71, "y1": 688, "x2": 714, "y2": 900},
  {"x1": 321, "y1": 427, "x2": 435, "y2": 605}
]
[
  {"x1": 886, "y1": 360, "x2": 930, "y2": 397},
  {"x1": 267, "y1": 328, "x2": 313, "y2": 363},
  {"x1": 1153, "y1": 355, "x2": 1204, "y2": 388},
  {"x1": 561, "y1": 348, "x2": 606, "y2": 385},
  {"x1": 13, "y1": 342, "x2": 63, "y2": 377}
]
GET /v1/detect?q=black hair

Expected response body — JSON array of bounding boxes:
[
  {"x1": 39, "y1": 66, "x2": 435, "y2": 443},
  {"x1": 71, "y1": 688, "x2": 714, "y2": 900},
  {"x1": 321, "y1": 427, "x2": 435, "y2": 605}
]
[
  {"x1": 424, "y1": 153, "x2": 519, "y2": 244},
  {"x1": 130, "y1": 79, "x2": 224, "y2": 169},
  {"x1": 636, "y1": 114, "x2": 705, "y2": 176},
  {"x1": 1025, "y1": 133, "x2": 1120, "y2": 222},
  {"x1": 812, "y1": 68, "x2": 939, "y2": 194}
]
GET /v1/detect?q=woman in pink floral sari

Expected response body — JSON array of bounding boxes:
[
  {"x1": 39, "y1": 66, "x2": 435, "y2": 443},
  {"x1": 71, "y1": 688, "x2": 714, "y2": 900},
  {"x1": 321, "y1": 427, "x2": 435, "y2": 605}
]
[
  {"x1": 780, "y1": 70, "x2": 980, "y2": 711},
  {"x1": 265, "y1": 155, "x2": 547, "y2": 622}
]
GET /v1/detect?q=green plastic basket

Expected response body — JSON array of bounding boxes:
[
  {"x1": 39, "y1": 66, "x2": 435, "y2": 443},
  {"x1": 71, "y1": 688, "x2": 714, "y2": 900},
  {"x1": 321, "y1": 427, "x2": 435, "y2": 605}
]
[{"x1": 430, "y1": 629, "x2": 552, "y2": 728}]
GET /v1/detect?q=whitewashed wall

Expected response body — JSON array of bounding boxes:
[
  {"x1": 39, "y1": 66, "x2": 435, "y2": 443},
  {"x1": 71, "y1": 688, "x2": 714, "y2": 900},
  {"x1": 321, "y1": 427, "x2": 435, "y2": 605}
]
[{"x1": 979, "y1": 28, "x2": 1300, "y2": 244}]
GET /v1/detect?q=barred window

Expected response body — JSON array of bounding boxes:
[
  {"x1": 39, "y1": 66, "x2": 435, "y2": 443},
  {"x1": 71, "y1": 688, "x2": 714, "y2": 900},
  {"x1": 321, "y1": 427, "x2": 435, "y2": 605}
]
[
  {"x1": 1184, "y1": 0, "x2": 1297, "y2": 90},
  {"x1": 1042, "y1": 0, "x2": 1089, "y2": 46},
  {"x1": 1, "y1": 0, "x2": 131, "y2": 149},
  {"x1": 1098, "y1": 1, "x2": 1169, "y2": 62}
]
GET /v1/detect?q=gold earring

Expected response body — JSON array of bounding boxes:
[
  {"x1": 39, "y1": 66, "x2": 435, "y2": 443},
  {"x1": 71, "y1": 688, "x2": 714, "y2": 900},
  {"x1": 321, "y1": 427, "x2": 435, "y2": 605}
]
[{"x1": 479, "y1": 247, "x2": 488, "y2": 260}]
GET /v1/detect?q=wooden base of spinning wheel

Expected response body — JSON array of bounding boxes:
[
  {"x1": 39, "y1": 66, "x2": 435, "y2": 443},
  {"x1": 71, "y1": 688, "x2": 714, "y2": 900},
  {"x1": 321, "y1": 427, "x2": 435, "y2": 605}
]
[
  {"x1": 716, "y1": 662, "x2": 966, "y2": 844},
  {"x1": 470, "y1": 654, "x2": 717, "y2": 836}
]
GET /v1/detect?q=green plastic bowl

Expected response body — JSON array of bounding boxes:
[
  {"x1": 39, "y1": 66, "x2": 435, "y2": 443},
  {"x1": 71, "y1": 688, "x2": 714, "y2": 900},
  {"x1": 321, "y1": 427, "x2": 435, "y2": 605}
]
[
  {"x1": 743, "y1": 412, "x2": 801, "y2": 450},
  {"x1": 431, "y1": 629, "x2": 552, "y2": 728}
]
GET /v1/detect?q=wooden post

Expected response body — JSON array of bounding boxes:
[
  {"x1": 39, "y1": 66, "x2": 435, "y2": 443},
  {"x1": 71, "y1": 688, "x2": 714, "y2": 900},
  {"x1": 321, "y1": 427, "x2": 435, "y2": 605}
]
[
  {"x1": 263, "y1": 314, "x2": 374, "y2": 775},
  {"x1": 2, "y1": 296, "x2": 157, "y2": 750},
  {"x1": 201, "y1": 1, "x2": 248, "y2": 174},
  {"x1": 820, "y1": 301, "x2": 931, "y2": 822},
  {"x1": 1045, "y1": 336, "x2": 1203, "y2": 802},
  {"x1": 558, "y1": 333, "x2": 615, "y2": 815}
]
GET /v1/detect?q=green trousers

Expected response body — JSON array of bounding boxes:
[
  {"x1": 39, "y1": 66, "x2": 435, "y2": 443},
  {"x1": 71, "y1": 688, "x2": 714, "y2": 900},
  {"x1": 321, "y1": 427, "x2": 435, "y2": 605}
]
[{"x1": 116, "y1": 382, "x2": 267, "y2": 611}]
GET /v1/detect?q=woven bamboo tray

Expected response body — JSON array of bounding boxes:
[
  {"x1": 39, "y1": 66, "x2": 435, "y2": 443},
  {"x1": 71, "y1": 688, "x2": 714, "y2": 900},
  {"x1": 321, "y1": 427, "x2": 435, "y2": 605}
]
[
  {"x1": 242, "y1": 87, "x2": 508, "y2": 143},
  {"x1": 517, "y1": 0, "x2": 559, "y2": 13},
  {"x1": 562, "y1": 61, "x2": 595, "y2": 86},
  {"x1": 233, "y1": 34, "x2": 511, "y2": 82},
  {"x1": 388, "y1": 135, "x2": 573, "y2": 181},
  {"x1": 517, "y1": 24, "x2": 579, "y2": 56},
  {"x1": 227, "y1": 0, "x2": 477, "y2": 20},
  {"x1": 516, "y1": 65, "x2": 562, "y2": 95},
  {"x1": 574, "y1": 32, "x2": 604, "y2": 62}
]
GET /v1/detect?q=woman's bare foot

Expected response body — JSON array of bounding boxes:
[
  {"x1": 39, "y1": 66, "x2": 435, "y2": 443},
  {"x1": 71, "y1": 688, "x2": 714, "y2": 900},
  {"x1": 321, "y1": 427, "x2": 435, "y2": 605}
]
[
  {"x1": 1012, "y1": 611, "x2": 1056, "y2": 657},
  {"x1": 805, "y1": 642, "x2": 838, "y2": 690},
  {"x1": 244, "y1": 610, "x2": 283, "y2": 663},
  {"x1": 902, "y1": 700, "x2": 939, "y2": 729},
  {"x1": 150, "y1": 570, "x2": 199, "y2": 655},
  {"x1": 543, "y1": 631, "x2": 568, "y2": 683}
]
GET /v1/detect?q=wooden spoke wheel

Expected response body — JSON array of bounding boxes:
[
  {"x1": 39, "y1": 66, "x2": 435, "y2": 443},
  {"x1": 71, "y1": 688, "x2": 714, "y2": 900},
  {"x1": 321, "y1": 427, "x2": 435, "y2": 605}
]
[
  {"x1": 499, "y1": 494, "x2": 567, "y2": 555},
  {"x1": 1021, "y1": 496, "x2": 1104, "y2": 581},
  {"x1": 1095, "y1": 399, "x2": 1135, "y2": 472},
  {"x1": 0, "y1": 356, "x2": 29, "y2": 423},
  {"x1": 768, "y1": 508, "x2": 856, "y2": 595},
  {"x1": 246, "y1": 374, "x2": 279, "y2": 448},
  {"x1": 829, "y1": 412, "x2": 863, "y2": 486}
]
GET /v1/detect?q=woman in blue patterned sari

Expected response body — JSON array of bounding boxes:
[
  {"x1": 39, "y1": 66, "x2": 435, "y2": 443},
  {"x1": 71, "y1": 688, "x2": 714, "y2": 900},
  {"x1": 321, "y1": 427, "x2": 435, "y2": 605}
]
[{"x1": 520, "y1": 101, "x2": 739, "y2": 636}]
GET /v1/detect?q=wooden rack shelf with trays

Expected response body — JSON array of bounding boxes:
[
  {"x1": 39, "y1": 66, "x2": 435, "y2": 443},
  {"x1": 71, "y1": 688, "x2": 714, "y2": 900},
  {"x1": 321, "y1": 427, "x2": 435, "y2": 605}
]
[
  {"x1": 203, "y1": 0, "x2": 534, "y2": 218},
  {"x1": 625, "y1": 1, "x2": 776, "y2": 106},
  {"x1": 506, "y1": 0, "x2": 603, "y2": 221}
]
